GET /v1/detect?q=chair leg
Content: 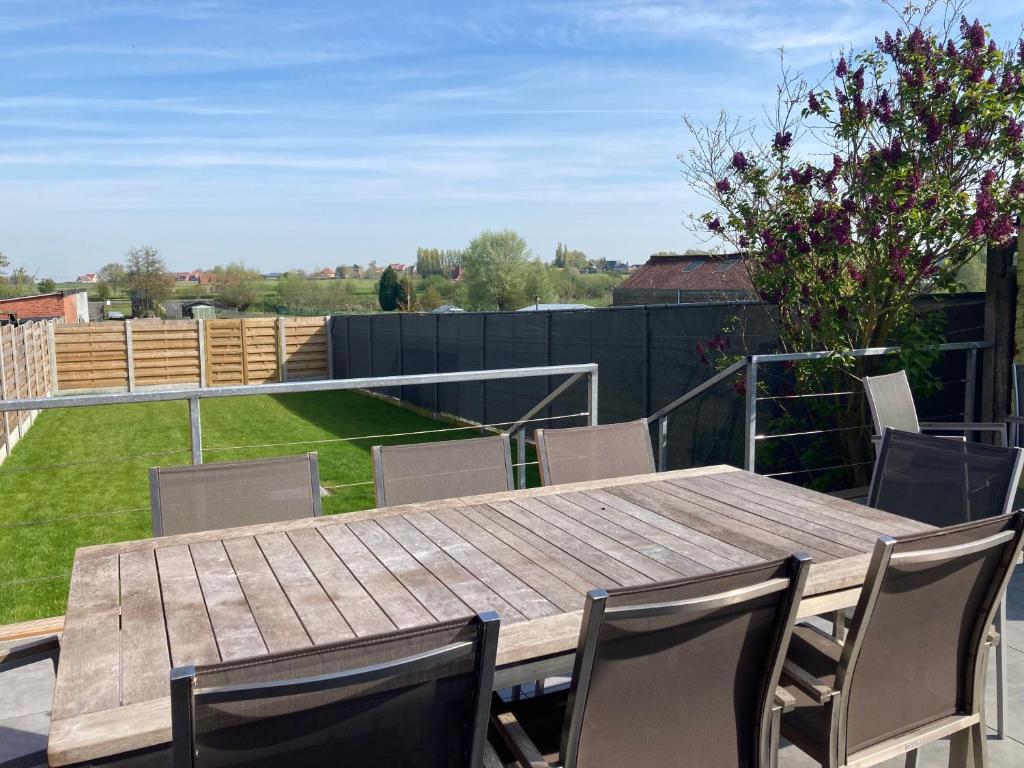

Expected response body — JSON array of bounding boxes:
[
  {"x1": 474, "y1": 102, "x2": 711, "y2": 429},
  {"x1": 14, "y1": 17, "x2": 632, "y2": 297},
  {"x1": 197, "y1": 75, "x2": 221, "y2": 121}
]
[
  {"x1": 948, "y1": 723, "x2": 987, "y2": 768},
  {"x1": 904, "y1": 749, "x2": 918, "y2": 768},
  {"x1": 994, "y1": 596, "x2": 1007, "y2": 740},
  {"x1": 832, "y1": 609, "x2": 847, "y2": 641}
]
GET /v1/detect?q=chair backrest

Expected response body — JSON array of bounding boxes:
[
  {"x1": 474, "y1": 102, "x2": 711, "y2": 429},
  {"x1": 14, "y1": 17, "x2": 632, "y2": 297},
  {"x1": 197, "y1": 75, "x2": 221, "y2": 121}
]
[
  {"x1": 535, "y1": 419, "x2": 657, "y2": 487},
  {"x1": 170, "y1": 612, "x2": 499, "y2": 768},
  {"x1": 371, "y1": 435, "x2": 514, "y2": 507},
  {"x1": 834, "y1": 513, "x2": 1024, "y2": 762},
  {"x1": 150, "y1": 453, "x2": 322, "y2": 537},
  {"x1": 1014, "y1": 362, "x2": 1024, "y2": 417},
  {"x1": 863, "y1": 370, "x2": 921, "y2": 436},
  {"x1": 558, "y1": 555, "x2": 810, "y2": 768},
  {"x1": 867, "y1": 428, "x2": 1023, "y2": 526}
]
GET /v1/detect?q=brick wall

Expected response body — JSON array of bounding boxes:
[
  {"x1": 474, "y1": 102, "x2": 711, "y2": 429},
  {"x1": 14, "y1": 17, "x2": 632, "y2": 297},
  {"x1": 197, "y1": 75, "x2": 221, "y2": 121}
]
[{"x1": 0, "y1": 294, "x2": 65, "y2": 320}]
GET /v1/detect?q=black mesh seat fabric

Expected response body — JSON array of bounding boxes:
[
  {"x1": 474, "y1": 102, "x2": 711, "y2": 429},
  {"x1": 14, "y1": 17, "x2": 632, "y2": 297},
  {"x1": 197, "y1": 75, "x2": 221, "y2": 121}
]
[
  {"x1": 372, "y1": 435, "x2": 513, "y2": 507},
  {"x1": 172, "y1": 614, "x2": 499, "y2": 768},
  {"x1": 868, "y1": 428, "x2": 1022, "y2": 526}
]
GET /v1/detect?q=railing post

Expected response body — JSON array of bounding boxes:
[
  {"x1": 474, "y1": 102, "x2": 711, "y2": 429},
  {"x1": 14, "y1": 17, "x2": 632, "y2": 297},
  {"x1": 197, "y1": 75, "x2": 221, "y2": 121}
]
[
  {"x1": 0, "y1": 326, "x2": 9, "y2": 455},
  {"x1": 324, "y1": 315, "x2": 333, "y2": 379},
  {"x1": 658, "y1": 415, "x2": 668, "y2": 471},
  {"x1": 587, "y1": 368, "x2": 599, "y2": 426},
  {"x1": 517, "y1": 427, "x2": 527, "y2": 489},
  {"x1": 744, "y1": 357, "x2": 758, "y2": 473},
  {"x1": 964, "y1": 345, "x2": 978, "y2": 423},
  {"x1": 277, "y1": 317, "x2": 287, "y2": 382},
  {"x1": 189, "y1": 397, "x2": 203, "y2": 465}
]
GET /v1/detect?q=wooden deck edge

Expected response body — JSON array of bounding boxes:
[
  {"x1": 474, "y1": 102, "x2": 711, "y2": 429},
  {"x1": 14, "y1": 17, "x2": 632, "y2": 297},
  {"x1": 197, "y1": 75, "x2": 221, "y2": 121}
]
[
  {"x1": 49, "y1": 698, "x2": 171, "y2": 768},
  {"x1": 0, "y1": 615, "x2": 64, "y2": 642}
]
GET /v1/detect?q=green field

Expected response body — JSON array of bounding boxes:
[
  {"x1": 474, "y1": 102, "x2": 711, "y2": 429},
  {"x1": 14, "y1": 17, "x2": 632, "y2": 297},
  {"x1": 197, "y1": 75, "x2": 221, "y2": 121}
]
[{"x1": 0, "y1": 391, "x2": 536, "y2": 623}]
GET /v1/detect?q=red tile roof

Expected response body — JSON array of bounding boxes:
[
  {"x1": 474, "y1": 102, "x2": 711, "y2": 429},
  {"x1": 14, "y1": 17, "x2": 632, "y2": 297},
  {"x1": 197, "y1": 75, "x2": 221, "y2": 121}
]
[{"x1": 617, "y1": 254, "x2": 754, "y2": 293}]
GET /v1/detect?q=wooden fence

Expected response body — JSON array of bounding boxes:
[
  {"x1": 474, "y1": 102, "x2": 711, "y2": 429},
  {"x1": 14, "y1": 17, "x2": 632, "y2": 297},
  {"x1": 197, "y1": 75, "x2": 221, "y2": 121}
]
[
  {"x1": 52, "y1": 317, "x2": 332, "y2": 393},
  {"x1": 0, "y1": 320, "x2": 55, "y2": 462}
]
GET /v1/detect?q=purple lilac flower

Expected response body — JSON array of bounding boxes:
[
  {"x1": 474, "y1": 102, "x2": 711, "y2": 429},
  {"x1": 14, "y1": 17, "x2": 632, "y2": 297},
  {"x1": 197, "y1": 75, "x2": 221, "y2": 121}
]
[
  {"x1": 964, "y1": 130, "x2": 985, "y2": 149},
  {"x1": 847, "y1": 263, "x2": 863, "y2": 282},
  {"x1": 969, "y1": 218, "x2": 987, "y2": 238},
  {"x1": 923, "y1": 194, "x2": 939, "y2": 210},
  {"x1": 891, "y1": 265, "x2": 907, "y2": 284},
  {"x1": 876, "y1": 91, "x2": 893, "y2": 124},
  {"x1": 836, "y1": 56, "x2": 848, "y2": 77},
  {"x1": 707, "y1": 217, "x2": 722, "y2": 232},
  {"x1": 908, "y1": 28, "x2": 927, "y2": 55},
  {"x1": 731, "y1": 151, "x2": 748, "y2": 171},
  {"x1": 947, "y1": 39, "x2": 959, "y2": 58},
  {"x1": 1007, "y1": 118, "x2": 1023, "y2": 142},
  {"x1": 808, "y1": 92, "x2": 822, "y2": 113},
  {"x1": 773, "y1": 131, "x2": 793, "y2": 152},
  {"x1": 965, "y1": 18, "x2": 986, "y2": 50},
  {"x1": 923, "y1": 113, "x2": 943, "y2": 143},
  {"x1": 991, "y1": 215, "x2": 1015, "y2": 243},
  {"x1": 715, "y1": 178, "x2": 732, "y2": 193}
]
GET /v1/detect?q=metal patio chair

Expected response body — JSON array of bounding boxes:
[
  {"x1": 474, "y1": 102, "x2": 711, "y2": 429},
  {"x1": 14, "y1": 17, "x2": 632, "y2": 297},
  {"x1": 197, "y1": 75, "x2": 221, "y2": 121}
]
[
  {"x1": 866, "y1": 427, "x2": 1023, "y2": 740},
  {"x1": 491, "y1": 554, "x2": 811, "y2": 768},
  {"x1": 781, "y1": 512, "x2": 1024, "y2": 768},
  {"x1": 534, "y1": 418, "x2": 656, "y2": 487},
  {"x1": 149, "y1": 453, "x2": 322, "y2": 537},
  {"x1": 170, "y1": 612, "x2": 501, "y2": 768},
  {"x1": 1004, "y1": 362, "x2": 1024, "y2": 448},
  {"x1": 371, "y1": 434, "x2": 514, "y2": 507},
  {"x1": 863, "y1": 370, "x2": 1007, "y2": 447}
]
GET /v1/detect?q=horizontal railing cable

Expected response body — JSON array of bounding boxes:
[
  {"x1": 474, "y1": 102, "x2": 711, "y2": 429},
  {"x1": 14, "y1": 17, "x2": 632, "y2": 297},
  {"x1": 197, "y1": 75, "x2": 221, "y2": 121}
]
[{"x1": 0, "y1": 506, "x2": 149, "y2": 530}]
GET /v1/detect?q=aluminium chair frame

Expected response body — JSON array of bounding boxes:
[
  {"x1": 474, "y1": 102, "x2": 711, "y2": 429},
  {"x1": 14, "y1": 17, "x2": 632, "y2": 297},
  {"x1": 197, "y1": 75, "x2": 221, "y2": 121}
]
[
  {"x1": 496, "y1": 554, "x2": 811, "y2": 768},
  {"x1": 784, "y1": 519, "x2": 1024, "y2": 768},
  {"x1": 149, "y1": 452, "x2": 323, "y2": 537},
  {"x1": 170, "y1": 611, "x2": 500, "y2": 768},
  {"x1": 371, "y1": 433, "x2": 515, "y2": 509},
  {"x1": 534, "y1": 418, "x2": 656, "y2": 488}
]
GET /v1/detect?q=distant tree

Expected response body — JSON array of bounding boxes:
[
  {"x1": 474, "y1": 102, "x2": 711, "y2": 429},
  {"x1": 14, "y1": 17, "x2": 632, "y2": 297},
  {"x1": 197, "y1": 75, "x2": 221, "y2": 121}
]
[
  {"x1": 95, "y1": 281, "x2": 113, "y2": 300},
  {"x1": 36, "y1": 277, "x2": 56, "y2": 293},
  {"x1": 97, "y1": 262, "x2": 126, "y2": 292},
  {"x1": 587, "y1": 257, "x2": 608, "y2": 272},
  {"x1": 421, "y1": 284, "x2": 444, "y2": 310},
  {"x1": 124, "y1": 245, "x2": 174, "y2": 316},
  {"x1": 462, "y1": 229, "x2": 533, "y2": 310},
  {"x1": 416, "y1": 247, "x2": 444, "y2": 277},
  {"x1": 335, "y1": 265, "x2": 349, "y2": 279},
  {"x1": 366, "y1": 260, "x2": 378, "y2": 277},
  {"x1": 397, "y1": 274, "x2": 418, "y2": 311},
  {"x1": 213, "y1": 262, "x2": 263, "y2": 309},
  {"x1": 0, "y1": 251, "x2": 8, "y2": 274},
  {"x1": 522, "y1": 261, "x2": 555, "y2": 306},
  {"x1": 377, "y1": 266, "x2": 402, "y2": 311},
  {"x1": 554, "y1": 242, "x2": 587, "y2": 271}
]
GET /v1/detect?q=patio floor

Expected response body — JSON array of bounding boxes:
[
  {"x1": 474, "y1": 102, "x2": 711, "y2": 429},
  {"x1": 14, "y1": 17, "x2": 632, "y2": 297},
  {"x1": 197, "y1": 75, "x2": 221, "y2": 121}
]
[{"x1": 3, "y1": 573, "x2": 1024, "y2": 767}]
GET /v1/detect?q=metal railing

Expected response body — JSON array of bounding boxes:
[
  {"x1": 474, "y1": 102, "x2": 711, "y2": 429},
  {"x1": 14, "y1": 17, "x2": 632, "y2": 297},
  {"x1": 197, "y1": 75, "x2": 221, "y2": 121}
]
[
  {"x1": 649, "y1": 340, "x2": 991, "y2": 475},
  {"x1": 0, "y1": 363, "x2": 599, "y2": 471}
]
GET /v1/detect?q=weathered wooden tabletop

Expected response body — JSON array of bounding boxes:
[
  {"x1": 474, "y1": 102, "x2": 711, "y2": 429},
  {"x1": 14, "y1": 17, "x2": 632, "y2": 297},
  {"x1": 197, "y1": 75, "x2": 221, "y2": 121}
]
[{"x1": 48, "y1": 465, "x2": 931, "y2": 766}]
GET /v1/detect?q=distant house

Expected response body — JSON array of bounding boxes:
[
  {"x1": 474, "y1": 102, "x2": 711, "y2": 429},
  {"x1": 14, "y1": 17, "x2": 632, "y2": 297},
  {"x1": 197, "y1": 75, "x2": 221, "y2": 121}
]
[
  {"x1": 388, "y1": 263, "x2": 408, "y2": 272},
  {"x1": 604, "y1": 260, "x2": 631, "y2": 273},
  {"x1": 313, "y1": 268, "x2": 336, "y2": 280},
  {"x1": 0, "y1": 290, "x2": 90, "y2": 323},
  {"x1": 262, "y1": 272, "x2": 283, "y2": 280},
  {"x1": 430, "y1": 304, "x2": 465, "y2": 313},
  {"x1": 612, "y1": 253, "x2": 755, "y2": 306},
  {"x1": 175, "y1": 270, "x2": 213, "y2": 285},
  {"x1": 77, "y1": 273, "x2": 98, "y2": 284}
]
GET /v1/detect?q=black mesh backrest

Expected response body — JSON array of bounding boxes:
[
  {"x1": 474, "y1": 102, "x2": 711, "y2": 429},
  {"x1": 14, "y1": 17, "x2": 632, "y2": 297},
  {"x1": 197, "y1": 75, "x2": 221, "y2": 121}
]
[
  {"x1": 867, "y1": 428, "x2": 1023, "y2": 526},
  {"x1": 563, "y1": 556, "x2": 809, "y2": 768},
  {"x1": 840, "y1": 514, "x2": 1024, "y2": 757},
  {"x1": 176, "y1": 614, "x2": 497, "y2": 768},
  {"x1": 535, "y1": 419, "x2": 656, "y2": 486},
  {"x1": 372, "y1": 435, "x2": 514, "y2": 507}
]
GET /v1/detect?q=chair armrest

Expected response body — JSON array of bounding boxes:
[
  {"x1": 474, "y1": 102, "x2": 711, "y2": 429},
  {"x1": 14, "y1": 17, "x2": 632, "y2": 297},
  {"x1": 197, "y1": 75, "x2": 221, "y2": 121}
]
[
  {"x1": 1004, "y1": 416, "x2": 1024, "y2": 424},
  {"x1": 987, "y1": 627, "x2": 1000, "y2": 647},
  {"x1": 0, "y1": 635, "x2": 59, "y2": 673},
  {"x1": 491, "y1": 694, "x2": 549, "y2": 768},
  {"x1": 920, "y1": 422, "x2": 1006, "y2": 433},
  {"x1": 782, "y1": 660, "x2": 836, "y2": 704},
  {"x1": 774, "y1": 685, "x2": 797, "y2": 713}
]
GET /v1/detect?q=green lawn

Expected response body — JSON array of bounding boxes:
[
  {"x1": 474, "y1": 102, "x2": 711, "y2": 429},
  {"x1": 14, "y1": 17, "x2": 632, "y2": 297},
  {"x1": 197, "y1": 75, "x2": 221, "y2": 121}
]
[{"x1": 0, "y1": 391, "x2": 536, "y2": 623}]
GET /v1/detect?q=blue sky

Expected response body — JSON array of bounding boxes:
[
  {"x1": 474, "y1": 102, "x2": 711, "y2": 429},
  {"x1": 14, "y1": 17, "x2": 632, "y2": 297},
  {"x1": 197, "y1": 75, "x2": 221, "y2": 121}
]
[{"x1": 2, "y1": 1, "x2": 1023, "y2": 278}]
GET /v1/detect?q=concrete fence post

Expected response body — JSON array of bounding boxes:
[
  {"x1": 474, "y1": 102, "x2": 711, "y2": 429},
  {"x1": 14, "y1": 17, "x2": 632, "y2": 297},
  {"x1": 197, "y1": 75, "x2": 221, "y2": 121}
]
[
  {"x1": 277, "y1": 317, "x2": 287, "y2": 382},
  {"x1": 47, "y1": 322, "x2": 58, "y2": 395},
  {"x1": 0, "y1": 326, "x2": 10, "y2": 455},
  {"x1": 197, "y1": 319, "x2": 208, "y2": 387},
  {"x1": 11, "y1": 325, "x2": 23, "y2": 439},
  {"x1": 124, "y1": 320, "x2": 136, "y2": 392}
]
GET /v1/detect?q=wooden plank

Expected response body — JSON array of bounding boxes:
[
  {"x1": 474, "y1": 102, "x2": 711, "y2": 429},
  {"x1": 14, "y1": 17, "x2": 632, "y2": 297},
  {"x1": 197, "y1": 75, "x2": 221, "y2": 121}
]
[
  {"x1": 0, "y1": 614, "x2": 64, "y2": 642},
  {"x1": 219, "y1": 536, "x2": 310, "y2": 652},
  {"x1": 664, "y1": 478, "x2": 868, "y2": 554},
  {"x1": 348, "y1": 519, "x2": 471, "y2": 621},
  {"x1": 154, "y1": 545, "x2": 220, "y2": 667},
  {"x1": 118, "y1": 550, "x2": 171, "y2": 705},
  {"x1": 377, "y1": 514, "x2": 526, "y2": 621},
  {"x1": 529, "y1": 494, "x2": 710, "y2": 576},
  {"x1": 713, "y1": 471, "x2": 929, "y2": 535},
  {"x1": 569, "y1": 488, "x2": 758, "y2": 567},
  {"x1": 432, "y1": 508, "x2": 586, "y2": 611},
  {"x1": 316, "y1": 522, "x2": 434, "y2": 628},
  {"x1": 685, "y1": 475, "x2": 881, "y2": 544},
  {"x1": 49, "y1": 697, "x2": 172, "y2": 768},
  {"x1": 406, "y1": 511, "x2": 562, "y2": 620},
  {"x1": 286, "y1": 528, "x2": 395, "y2": 636},
  {"x1": 51, "y1": 554, "x2": 121, "y2": 720},
  {"x1": 474, "y1": 503, "x2": 642, "y2": 588},
  {"x1": 189, "y1": 540, "x2": 267, "y2": 660},
  {"x1": 255, "y1": 532, "x2": 353, "y2": 643},
  {"x1": 611, "y1": 482, "x2": 845, "y2": 560},
  {"x1": 494, "y1": 499, "x2": 661, "y2": 582}
]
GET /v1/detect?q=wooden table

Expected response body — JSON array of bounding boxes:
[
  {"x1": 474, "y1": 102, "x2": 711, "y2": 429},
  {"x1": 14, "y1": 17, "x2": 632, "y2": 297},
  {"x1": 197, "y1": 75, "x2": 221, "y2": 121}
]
[{"x1": 48, "y1": 465, "x2": 931, "y2": 766}]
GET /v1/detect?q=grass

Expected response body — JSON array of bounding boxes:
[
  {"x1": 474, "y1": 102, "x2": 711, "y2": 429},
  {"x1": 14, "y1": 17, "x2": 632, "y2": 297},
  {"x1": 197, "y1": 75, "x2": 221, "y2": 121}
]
[{"x1": 0, "y1": 390, "x2": 537, "y2": 623}]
